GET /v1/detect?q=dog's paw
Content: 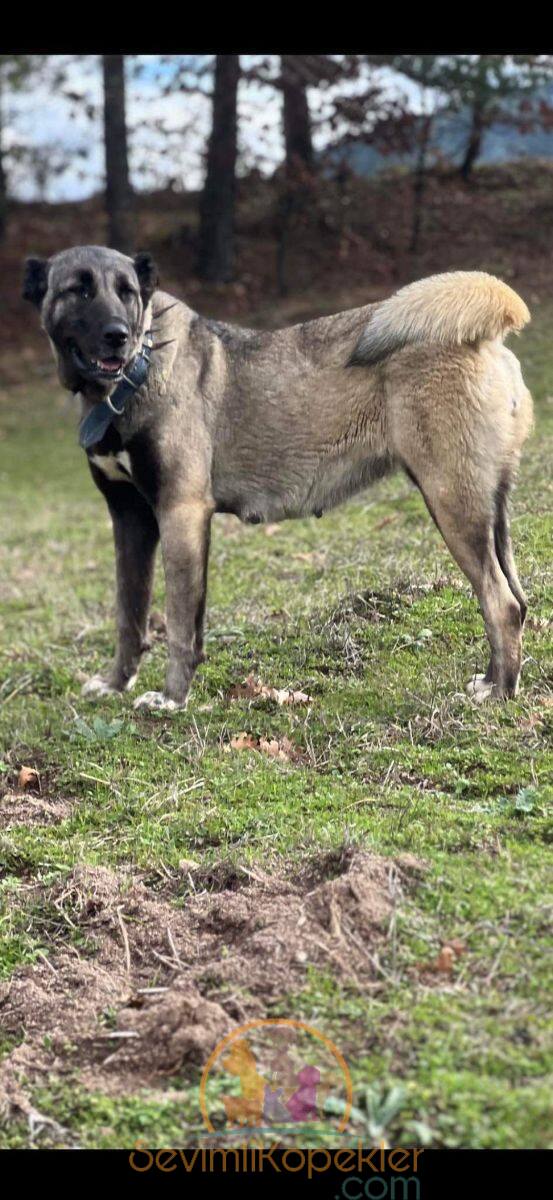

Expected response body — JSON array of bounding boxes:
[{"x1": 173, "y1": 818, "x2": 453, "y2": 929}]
[
  {"x1": 466, "y1": 674, "x2": 495, "y2": 703},
  {"x1": 81, "y1": 672, "x2": 137, "y2": 699},
  {"x1": 133, "y1": 691, "x2": 187, "y2": 712},
  {"x1": 81, "y1": 675, "x2": 119, "y2": 699}
]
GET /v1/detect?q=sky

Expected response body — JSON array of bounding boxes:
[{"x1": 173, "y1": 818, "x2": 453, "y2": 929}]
[{"x1": 4, "y1": 54, "x2": 422, "y2": 203}]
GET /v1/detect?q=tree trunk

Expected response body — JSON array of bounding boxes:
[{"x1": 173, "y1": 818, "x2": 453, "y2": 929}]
[
  {"x1": 0, "y1": 77, "x2": 7, "y2": 243},
  {"x1": 409, "y1": 114, "x2": 432, "y2": 255},
  {"x1": 197, "y1": 54, "x2": 240, "y2": 282},
  {"x1": 276, "y1": 56, "x2": 315, "y2": 295},
  {"x1": 103, "y1": 55, "x2": 132, "y2": 253},
  {"x1": 460, "y1": 104, "x2": 485, "y2": 181},
  {"x1": 0, "y1": 137, "x2": 6, "y2": 244},
  {"x1": 281, "y1": 55, "x2": 314, "y2": 173}
]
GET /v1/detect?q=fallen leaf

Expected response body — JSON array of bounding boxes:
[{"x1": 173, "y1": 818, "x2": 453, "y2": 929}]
[
  {"x1": 225, "y1": 732, "x2": 301, "y2": 763},
  {"x1": 17, "y1": 766, "x2": 39, "y2": 791},
  {"x1": 425, "y1": 946, "x2": 455, "y2": 975},
  {"x1": 274, "y1": 688, "x2": 312, "y2": 707},
  {"x1": 228, "y1": 673, "x2": 312, "y2": 707},
  {"x1": 259, "y1": 736, "x2": 298, "y2": 761},
  {"x1": 264, "y1": 524, "x2": 280, "y2": 537},
  {"x1": 226, "y1": 732, "x2": 257, "y2": 752},
  {"x1": 417, "y1": 941, "x2": 465, "y2": 977}
]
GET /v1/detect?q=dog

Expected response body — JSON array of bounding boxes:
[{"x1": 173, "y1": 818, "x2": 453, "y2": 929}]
[{"x1": 23, "y1": 246, "x2": 533, "y2": 710}]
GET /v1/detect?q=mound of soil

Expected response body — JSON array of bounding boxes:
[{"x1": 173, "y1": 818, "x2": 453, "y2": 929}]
[
  {"x1": 0, "y1": 848, "x2": 423, "y2": 1109},
  {"x1": 0, "y1": 792, "x2": 73, "y2": 828}
]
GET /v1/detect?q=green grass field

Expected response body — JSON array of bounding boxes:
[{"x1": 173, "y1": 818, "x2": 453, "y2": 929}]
[{"x1": 0, "y1": 308, "x2": 551, "y2": 1150}]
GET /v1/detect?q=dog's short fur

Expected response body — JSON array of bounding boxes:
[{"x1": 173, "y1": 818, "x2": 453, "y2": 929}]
[{"x1": 23, "y1": 246, "x2": 533, "y2": 709}]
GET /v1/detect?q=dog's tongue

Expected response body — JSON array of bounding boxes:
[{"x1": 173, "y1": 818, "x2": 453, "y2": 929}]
[{"x1": 100, "y1": 358, "x2": 121, "y2": 372}]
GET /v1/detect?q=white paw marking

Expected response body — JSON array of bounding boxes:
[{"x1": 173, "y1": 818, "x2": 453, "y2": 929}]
[
  {"x1": 90, "y1": 451, "x2": 132, "y2": 481},
  {"x1": 133, "y1": 691, "x2": 187, "y2": 712},
  {"x1": 81, "y1": 675, "x2": 118, "y2": 698},
  {"x1": 466, "y1": 674, "x2": 495, "y2": 703}
]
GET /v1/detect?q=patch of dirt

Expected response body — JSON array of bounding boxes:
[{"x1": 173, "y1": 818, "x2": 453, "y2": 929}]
[
  {"x1": 0, "y1": 758, "x2": 73, "y2": 829},
  {"x1": 0, "y1": 848, "x2": 423, "y2": 1108},
  {"x1": 0, "y1": 792, "x2": 73, "y2": 829}
]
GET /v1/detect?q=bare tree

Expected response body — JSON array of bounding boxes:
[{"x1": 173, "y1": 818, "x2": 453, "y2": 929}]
[
  {"x1": 281, "y1": 55, "x2": 314, "y2": 173},
  {"x1": 197, "y1": 54, "x2": 240, "y2": 282},
  {"x1": 0, "y1": 56, "x2": 42, "y2": 242},
  {"x1": 103, "y1": 54, "x2": 132, "y2": 252}
]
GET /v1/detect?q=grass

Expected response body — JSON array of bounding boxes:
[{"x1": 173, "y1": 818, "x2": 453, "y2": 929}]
[{"x1": 0, "y1": 307, "x2": 552, "y2": 1150}]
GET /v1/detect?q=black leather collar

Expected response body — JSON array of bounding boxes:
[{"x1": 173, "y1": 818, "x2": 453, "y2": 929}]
[{"x1": 78, "y1": 331, "x2": 153, "y2": 451}]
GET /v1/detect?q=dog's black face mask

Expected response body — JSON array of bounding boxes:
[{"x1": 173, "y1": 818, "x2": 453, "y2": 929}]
[{"x1": 22, "y1": 246, "x2": 159, "y2": 394}]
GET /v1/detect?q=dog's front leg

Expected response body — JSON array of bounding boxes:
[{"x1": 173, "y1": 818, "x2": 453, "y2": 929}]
[
  {"x1": 82, "y1": 481, "x2": 160, "y2": 698},
  {"x1": 134, "y1": 498, "x2": 212, "y2": 712}
]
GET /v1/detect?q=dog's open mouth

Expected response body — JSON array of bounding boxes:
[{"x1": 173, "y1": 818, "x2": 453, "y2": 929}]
[{"x1": 68, "y1": 340, "x2": 125, "y2": 380}]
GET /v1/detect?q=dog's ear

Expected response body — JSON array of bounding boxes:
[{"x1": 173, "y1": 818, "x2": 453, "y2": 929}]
[
  {"x1": 22, "y1": 257, "x2": 49, "y2": 307},
  {"x1": 133, "y1": 251, "x2": 159, "y2": 304}
]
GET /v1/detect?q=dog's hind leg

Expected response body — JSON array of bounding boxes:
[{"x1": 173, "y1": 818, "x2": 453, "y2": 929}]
[
  {"x1": 457, "y1": 471, "x2": 528, "y2": 693},
  {"x1": 493, "y1": 474, "x2": 528, "y2": 624},
  {"x1": 83, "y1": 476, "x2": 159, "y2": 698},
  {"x1": 409, "y1": 477, "x2": 524, "y2": 700}
]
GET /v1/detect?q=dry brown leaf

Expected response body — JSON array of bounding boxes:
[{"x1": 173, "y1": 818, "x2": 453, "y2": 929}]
[
  {"x1": 229, "y1": 673, "x2": 312, "y2": 707},
  {"x1": 417, "y1": 940, "x2": 465, "y2": 977},
  {"x1": 259, "y1": 736, "x2": 298, "y2": 762},
  {"x1": 281, "y1": 689, "x2": 311, "y2": 706},
  {"x1": 228, "y1": 674, "x2": 262, "y2": 701},
  {"x1": 226, "y1": 732, "x2": 257, "y2": 752},
  {"x1": 17, "y1": 766, "x2": 39, "y2": 791},
  {"x1": 225, "y1": 732, "x2": 300, "y2": 763}
]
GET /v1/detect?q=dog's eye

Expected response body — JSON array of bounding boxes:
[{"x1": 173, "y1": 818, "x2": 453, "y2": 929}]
[
  {"x1": 67, "y1": 284, "x2": 91, "y2": 300},
  {"x1": 119, "y1": 284, "x2": 135, "y2": 299}
]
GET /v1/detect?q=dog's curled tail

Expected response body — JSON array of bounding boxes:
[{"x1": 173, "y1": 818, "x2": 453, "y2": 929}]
[{"x1": 349, "y1": 271, "x2": 530, "y2": 366}]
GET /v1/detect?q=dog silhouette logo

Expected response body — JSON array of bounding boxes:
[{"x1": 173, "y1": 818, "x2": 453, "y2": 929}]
[{"x1": 200, "y1": 1019, "x2": 352, "y2": 1134}]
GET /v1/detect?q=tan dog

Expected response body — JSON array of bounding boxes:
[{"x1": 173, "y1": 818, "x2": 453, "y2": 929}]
[{"x1": 23, "y1": 250, "x2": 533, "y2": 709}]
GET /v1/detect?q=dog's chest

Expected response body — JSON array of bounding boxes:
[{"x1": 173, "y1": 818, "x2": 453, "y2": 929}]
[
  {"x1": 85, "y1": 422, "x2": 159, "y2": 505},
  {"x1": 90, "y1": 449, "x2": 133, "y2": 482}
]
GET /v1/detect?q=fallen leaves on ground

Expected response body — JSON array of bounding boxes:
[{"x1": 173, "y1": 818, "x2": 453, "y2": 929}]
[
  {"x1": 225, "y1": 731, "x2": 302, "y2": 762},
  {"x1": 228, "y1": 673, "x2": 312, "y2": 707},
  {"x1": 416, "y1": 939, "x2": 466, "y2": 978}
]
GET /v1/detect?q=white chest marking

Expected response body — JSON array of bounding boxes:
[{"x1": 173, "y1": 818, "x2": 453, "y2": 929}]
[{"x1": 90, "y1": 451, "x2": 133, "y2": 482}]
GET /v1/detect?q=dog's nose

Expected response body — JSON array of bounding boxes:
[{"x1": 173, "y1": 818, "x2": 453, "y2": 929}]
[{"x1": 103, "y1": 322, "x2": 129, "y2": 348}]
